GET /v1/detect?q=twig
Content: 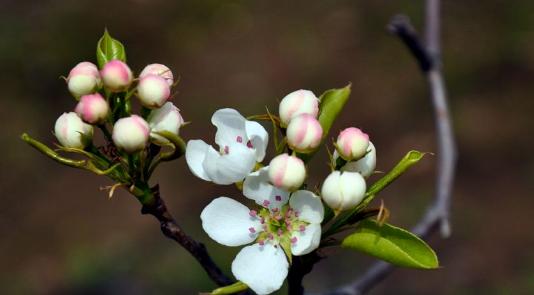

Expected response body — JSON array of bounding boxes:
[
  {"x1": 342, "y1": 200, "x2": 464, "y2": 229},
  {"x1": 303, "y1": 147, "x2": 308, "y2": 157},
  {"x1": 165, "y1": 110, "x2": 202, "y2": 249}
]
[
  {"x1": 139, "y1": 184, "x2": 235, "y2": 287},
  {"x1": 323, "y1": 0, "x2": 457, "y2": 294}
]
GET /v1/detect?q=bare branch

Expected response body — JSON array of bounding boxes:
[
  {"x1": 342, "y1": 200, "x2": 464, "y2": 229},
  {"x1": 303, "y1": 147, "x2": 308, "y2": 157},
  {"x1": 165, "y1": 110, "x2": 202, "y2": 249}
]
[{"x1": 322, "y1": 0, "x2": 457, "y2": 294}]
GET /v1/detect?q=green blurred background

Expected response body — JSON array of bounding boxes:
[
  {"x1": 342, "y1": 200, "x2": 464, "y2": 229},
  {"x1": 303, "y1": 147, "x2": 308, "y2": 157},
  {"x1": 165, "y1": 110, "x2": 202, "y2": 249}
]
[{"x1": 2, "y1": 0, "x2": 534, "y2": 294}]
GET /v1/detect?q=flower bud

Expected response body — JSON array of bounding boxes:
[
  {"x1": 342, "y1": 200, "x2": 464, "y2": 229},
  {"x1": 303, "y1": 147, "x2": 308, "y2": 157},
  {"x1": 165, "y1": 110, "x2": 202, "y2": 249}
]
[
  {"x1": 340, "y1": 141, "x2": 376, "y2": 178},
  {"x1": 136, "y1": 74, "x2": 171, "y2": 108},
  {"x1": 54, "y1": 112, "x2": 94, "y2": 149},
  {"x1": 268, "y1": 153, "x2": 306, "y2": 191},
  {"x1": 112, "y1": 115, "x2": 150, "y2": 153},
  {"x1": 140, "y1": 63, "x2": 174, "y2": 86},
  {"x1": 335, "y1": 127, "x2": 369, "y2": 161},
  {"x1": 67, "y1": 62, "x2": 101, "y2": 98},
  {"x1": 286, "y1": 114, "x2": 323, "y2": 153},
  {"x1": 74, "y1": 93, "x2": 109, "y2": 124},
  {"x1": 321, "y1": 171, "x2": 366, "y2": 211},
  {"x1": 148, "y1": 102, "x2": 184, "y2": 144},
  {"x1": 100, "y1": 60, "x2": 133, "y2": 92},
  {"x1": 279, "y1": 89, "x2": 319, "y2": 127}
]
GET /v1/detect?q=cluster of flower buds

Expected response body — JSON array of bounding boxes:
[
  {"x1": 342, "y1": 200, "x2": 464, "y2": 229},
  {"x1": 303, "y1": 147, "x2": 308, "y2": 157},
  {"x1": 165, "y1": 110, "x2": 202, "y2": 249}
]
[
  {"x1": 321, "y1": 127, "x2": 376, "y2": 211},
  {"x1": 55, "y1": 60, "x2": 183, "y2": 153}
]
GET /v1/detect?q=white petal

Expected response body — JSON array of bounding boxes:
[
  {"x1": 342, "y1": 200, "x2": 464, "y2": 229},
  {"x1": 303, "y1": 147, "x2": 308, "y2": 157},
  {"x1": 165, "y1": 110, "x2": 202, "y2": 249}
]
[
  {"x1": 212, "y1": 108, "x2": 247, "y2": 147},
  {"x1": 291, "y1": 223, "x2": 321, "y2": 256},
  {"x1": 243, "y1": 167, "x2": 289, "y2": 209},
  {"x1": 203, "y1": 143, "x2": 257, "y2": 185},
  {"x1": 342, "y1": 141, "x2": 377, "y2": 178},
  {"x1": 185, "y1": 140, "x2": 213, "y2": 181},
  {"x1": 232, "y1": 243, "x2": 289, "y2": 295},
  {"x1": 200, "y1": 197, "x2": 261, "y2": 247},
  {"x1": 289, "y1": 190, "x2": 324, "y2": 224},
  {"x1": 245, "y1": 120, "x2": 269, "y2": 162}
]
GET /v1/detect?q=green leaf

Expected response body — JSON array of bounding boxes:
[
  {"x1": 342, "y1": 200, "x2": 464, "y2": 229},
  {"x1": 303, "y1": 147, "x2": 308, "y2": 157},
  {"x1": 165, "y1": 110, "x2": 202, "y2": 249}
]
[
  {"x1": 317, "y1": 84, "x2": 351, "y2": 140},
  {"x1": 210, "y1": 281, "x2": 248, "y2": 295},
  {"x1": 342, "y1": 220, "x2": 439, "y2": 269},
  {"x1": 96, "y1": 29, "x2": 126, "y2": 68}
]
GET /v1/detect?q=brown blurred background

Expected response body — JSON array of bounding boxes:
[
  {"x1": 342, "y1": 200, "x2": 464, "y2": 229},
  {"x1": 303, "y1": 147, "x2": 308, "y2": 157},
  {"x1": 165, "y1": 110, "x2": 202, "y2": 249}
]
[{"x1": 2, "y1": 0, "x2": 534, "y2": 294}]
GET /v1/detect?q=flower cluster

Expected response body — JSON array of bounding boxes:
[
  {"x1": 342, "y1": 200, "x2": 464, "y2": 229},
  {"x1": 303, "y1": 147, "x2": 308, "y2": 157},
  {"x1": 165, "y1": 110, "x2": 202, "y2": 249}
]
[
  {"x1": 186, "y1": 89, "x2": 377, "y2": 294},
  {"x1": 56, "y1": 60, "x2": 184, "y2": 154}
]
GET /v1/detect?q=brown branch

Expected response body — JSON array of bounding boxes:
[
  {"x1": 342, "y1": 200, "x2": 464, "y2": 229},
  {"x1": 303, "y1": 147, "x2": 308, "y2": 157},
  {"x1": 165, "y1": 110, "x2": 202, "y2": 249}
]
[
  {"x1": 322, "y1": 0, "x2": 457, "y2": 294},
  {"x1": 139, "y1": 184, "x2": 235, "y2": 287}
]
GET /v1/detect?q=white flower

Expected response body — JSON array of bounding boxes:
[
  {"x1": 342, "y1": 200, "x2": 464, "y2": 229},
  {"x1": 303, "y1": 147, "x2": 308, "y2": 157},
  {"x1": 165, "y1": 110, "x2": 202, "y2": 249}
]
[
  {"x1": 54, "y1": 112, "x2": 94, "y2": 149},
  {"x1": 201, "y1": 172, "x2": 324, "y2": 294},
  {"x1": 286, "y1": 114, "x2": 323, "y2": 153},
  {"x1": 112, "y1": 115, "x2": 150, "y2": 153},
  {"x1": 147, "y1": 102, "x2": 184, "y2": 144},
  {"x1": 321, "y1": 170, "x2": 366, "y2": 211},
  {"x1": 185, "y1": 108, "x2": 268, "y2": 185},
  {"x1": 267, "y1": 154, "x2": 306, "y2": 191},
  {"x1": 278, "y1": 89, "x2": 319, "y2": 127},
  {"x1": 335, "y1": 127, "x2": 369, "y2": 161},
  {"x1": 333, "y1": 141, "x2": 376, "y2": 178}
]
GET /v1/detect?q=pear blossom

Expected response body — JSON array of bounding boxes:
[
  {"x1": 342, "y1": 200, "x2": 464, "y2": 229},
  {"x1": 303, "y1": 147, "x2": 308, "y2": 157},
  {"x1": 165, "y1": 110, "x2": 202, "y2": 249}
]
[
  {"x1": 185, "y1": 108, "x2": 268, "y2": 185},
  {"x1": 75, "y1": 93, "x2": 109, "y2": 124},
  {"x1": 201, "y1": 171, "x2": 324, "y2": 294},
  {"x1": 112, "y1": 115, "x2": 150, "y2": 153},
  {"x1": 100, "y1": 60, "x2": 133, "y2": 92},
  {"x1": 268, "y1": 154, "x2": 306, "y2": 191},
  {"x1": 140, "y1": 63, "x2": 174, "y2": 86},
  {"x1": 321, "y1": 170, "x2": 366, "y2": 211},
  {"x1": 147, "y1": 102, "x2": 184, "y2": 144},
  {"x1": 54, "y1": 112, "x2": 94, "y2": 149},
  {"x1": 67, "y1": 61, "x2": 101, "y2": 98},
  {"x1": 286, "y1": 114, "x2": 323, "y2": 153},
  {"x1": 137, "y1": 74, "x2": 171, "y2": 108},
  {"x1": 335, "y1": 127, "x2": 369, "y2": 161},
  {"x1": 333, "y1": 141, "x2": 377, "y2": 178},
  {"x1": 278, "y1": 89, "x2": 319, "y2": 127}
]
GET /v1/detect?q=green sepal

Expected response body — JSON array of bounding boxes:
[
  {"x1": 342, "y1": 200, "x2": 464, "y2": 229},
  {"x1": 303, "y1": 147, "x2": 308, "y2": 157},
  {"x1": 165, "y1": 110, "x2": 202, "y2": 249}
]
[
  {"x1": 342, "y1": 220, "x2": 439, "y2": 269},
  {"x1": 96, "y1": 29, "x2": 126, "y2": 68},
  {"x1": 280, "y1": 235, "x2": 293, "y2": 264},
  {"x1": 210, "y1": 281, "x2": 249, "y2": 295}
]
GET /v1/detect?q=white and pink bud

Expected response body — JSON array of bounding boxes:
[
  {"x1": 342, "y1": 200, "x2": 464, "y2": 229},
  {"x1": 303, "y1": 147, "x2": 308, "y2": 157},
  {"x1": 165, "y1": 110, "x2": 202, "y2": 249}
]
[
  {"x1": 54, "y1": 112, "x2": 94, "y2": 149},
  {"x1": 136, "y1": 74, "x2": 171, "y2": 108},
  {"x1": 321, "y1": 171, "x2": 366, "y2": 211},
  {"x1": 140, "y1": 63, "x2": 174, "y2": 86},
  {"x1": 147, "y1": 102, "x2": 185, "y2": 144},
  {"x1": 67, "y1": 62, "x2": 101, "y2": 98},
  {"x1": 286, "y1": 114, "x2": 323, "y2": 153},
  {"x1": 339, "y1": 141, "x2": 376, "y2": 178},
  {"x1": 279, "y1": 89, "x2": 319, "y2": 127},
  {"x1": 100, "y1": 60, "x2": 133, "y2": 92},
  {"x1": 268, "y1": 153, "x2": 306, "y2": 191},
  {"x1": 74, "y1": 93, "x2": 109, "y2": 124},
  {"x1": 335, "y1": 127, "x2": 369, "y2": 161},
  {"x1": 112, "y1": 115, "x2": 150, "y2": 153}
]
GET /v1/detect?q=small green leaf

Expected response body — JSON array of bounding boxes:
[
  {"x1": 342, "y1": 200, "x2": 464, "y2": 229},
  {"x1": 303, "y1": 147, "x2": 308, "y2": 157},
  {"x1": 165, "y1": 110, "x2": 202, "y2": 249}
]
[
  {"x1": 96, "y1": 29, "x2": 126, "y2": 68},
  {"x1": 342, "y1": 220, "x2": 439, "y2": 269},
  {"x1": 210, "y1": 281, "x2": 248, "y2": 295},
  {"x1": 317, "y1": 84, "x2": 351, "y2": 139}
]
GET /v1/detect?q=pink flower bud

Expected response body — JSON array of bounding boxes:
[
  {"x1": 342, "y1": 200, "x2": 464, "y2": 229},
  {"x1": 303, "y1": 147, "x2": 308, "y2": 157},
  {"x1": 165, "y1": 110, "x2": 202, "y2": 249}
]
[
  {"x1": 140, "y1": 63, "x2": 174, "y2": 86},
  {"x1": 321, "y1": 171, "x2": 366, "y2": 211},
  {"x1": 112, "y1": 115, "x2": 150, "y2": 153},
  {"x1": 100, "y1": 60, "x2": 133, "y2": 92},
  {"x1": 279, "y1": 89, "x2": 319, "y2": 127},
  {"x1": 136, "y1": 74, "x2": 171, "y2": 108},
  {"x1": 74, "y1": 93, "x2": 109, "y2": 124},
  {"x1": 67, "y1": 62, "x2": 101, "y2": 98},
  {"x1": 286, "y1": 114, "x2": 323, "y2": 153},
  {"x1": 335, "y1": 127, "x2": 369, "y2": 161},
  {"x1": 268, "y1": 153, "x2": 306, "y2": 191},
  {"x1": 147, "y1": 102, "x2": 184, "y2": 144},
  {"x1": 54, "y1": 112, "x2": 94, "y2": 149}
]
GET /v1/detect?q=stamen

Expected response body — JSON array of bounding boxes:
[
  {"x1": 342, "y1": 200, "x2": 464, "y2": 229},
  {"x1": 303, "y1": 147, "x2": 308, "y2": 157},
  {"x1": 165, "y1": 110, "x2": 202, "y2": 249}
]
[
  {"x1": 294, "y1": 210, "x2": 300, "y2": 217},
  {"x1": 263, "y1": 200, "x2": 270, "y2": 207},
  {"x1": 275, "y1": 195, "x2": 282, "y2": 202},
  {"x1": 277, "y1": 229, "x2": 283, "y2": 236},
  {"x1": 247, "y1": 140, "x2": 253, "y2": 148},
  {"x1": 248, "y1": 227, "x2": 256, "y2": 233},
  {"x1": 224, "y1": 145, "x2": 229, "y2": 154},
  {"x1": 236, "y1": 136, "x2": 243, "y2": 143},
  {"x1": 291, "y1": 237, "x2": 298, "y2": 244},
  {"x1": 249, "y1": 210, "x2": 257, "y2": 217},
  {"x1": 272, "y1": 207, "x2": 279, "y2": 213},
  {"x1": 260, "y1": 217, "x2": 265, "y2": 224},
  {"x1": 258, "y1": 239, "x2": 265, "y2": 246},
  {"x1": 299, "y1": 225, "x2": 306, "y2": 232},
  {"x1": 268, "y1": 233, "x2": 274, "y2": 240}
]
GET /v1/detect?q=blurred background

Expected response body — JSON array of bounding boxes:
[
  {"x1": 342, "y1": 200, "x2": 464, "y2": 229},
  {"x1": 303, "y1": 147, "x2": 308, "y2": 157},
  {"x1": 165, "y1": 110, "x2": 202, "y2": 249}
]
[{"x1": 2, "y1": 0, "x2": 534, "y2": 294}]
